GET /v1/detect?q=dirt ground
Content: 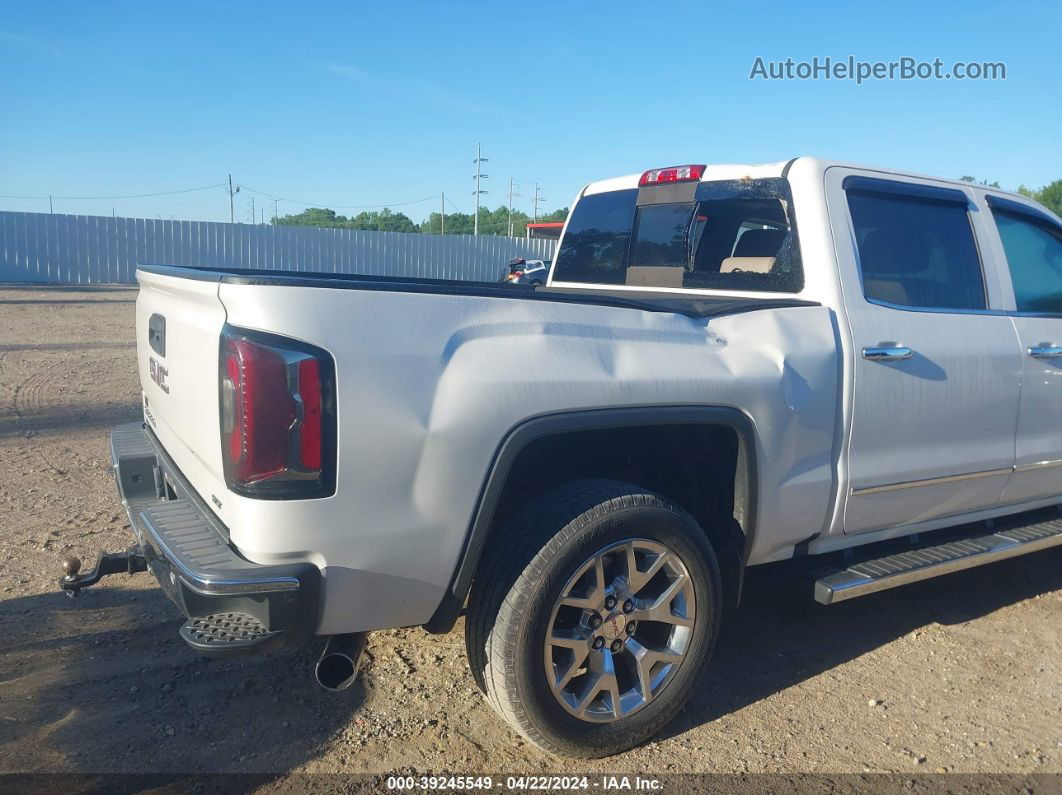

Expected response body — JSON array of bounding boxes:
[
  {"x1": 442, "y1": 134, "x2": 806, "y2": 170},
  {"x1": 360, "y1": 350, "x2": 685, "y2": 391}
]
[{"x1": 0, "y1": 286, "x2": 1060, "y2": 784}]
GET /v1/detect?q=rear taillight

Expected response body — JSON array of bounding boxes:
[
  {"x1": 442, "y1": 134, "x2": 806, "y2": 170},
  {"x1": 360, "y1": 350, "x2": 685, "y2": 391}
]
[
  {"x1": 219, "y1": 326, "x2": 335, "y2": 499},
  {"x1": 639, "y1": 164, "x2": 706, "y2": 187}
]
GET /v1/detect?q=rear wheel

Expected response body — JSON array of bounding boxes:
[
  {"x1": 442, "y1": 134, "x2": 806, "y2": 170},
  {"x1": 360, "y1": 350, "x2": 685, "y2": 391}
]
[{"x1": 465, "y1": 479, "x2": 722, "y2": 757}]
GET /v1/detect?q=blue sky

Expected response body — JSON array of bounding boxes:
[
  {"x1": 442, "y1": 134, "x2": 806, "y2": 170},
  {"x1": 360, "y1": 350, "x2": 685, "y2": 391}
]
[{"x1": 0, "y1": 0, "x2": 1058, "y2": 223}]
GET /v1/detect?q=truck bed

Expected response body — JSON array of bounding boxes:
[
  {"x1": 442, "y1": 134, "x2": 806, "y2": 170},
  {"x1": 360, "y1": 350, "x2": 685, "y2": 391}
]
[{"x1": 138, "y1": 263, "x2": 818, "y2": 320}]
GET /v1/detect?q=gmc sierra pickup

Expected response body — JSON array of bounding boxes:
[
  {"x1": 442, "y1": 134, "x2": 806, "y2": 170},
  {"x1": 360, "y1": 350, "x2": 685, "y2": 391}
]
[{"x1": 61, "y1": 157, "x2": 1062, "y2": 757}]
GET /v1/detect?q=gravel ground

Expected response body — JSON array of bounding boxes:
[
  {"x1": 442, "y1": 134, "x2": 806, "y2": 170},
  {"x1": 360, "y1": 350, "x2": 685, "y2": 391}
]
[{"x1": 0, "y1": 286, "x2": 1060, "y2": 784}]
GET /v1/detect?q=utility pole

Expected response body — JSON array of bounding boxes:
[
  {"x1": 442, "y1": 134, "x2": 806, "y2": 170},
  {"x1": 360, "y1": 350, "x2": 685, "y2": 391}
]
[
  {"x1": 507, "y1": 179, "x2": 521, "y2": 237},
  {"x1": 273, "y1": 199, "x2": 279, "y2": 224},
  {"x1": 472, "y1": 143, "x2": 488, "y2": 236},
  {"x1": 250, "y1": 196, "x2": 255, "y2": 225},
  {"x1": 532, "y1": 183, "x2": 546, "y2": 223},
  {"x1": 228, "y1": 174, "x2": 240, "y2": 223},
  {"x1": 49, "y1": 195, "x2": 53, "y2": 214},
  {"x1": 440, "y1": 193, "x2": 445, "y2": 236}
]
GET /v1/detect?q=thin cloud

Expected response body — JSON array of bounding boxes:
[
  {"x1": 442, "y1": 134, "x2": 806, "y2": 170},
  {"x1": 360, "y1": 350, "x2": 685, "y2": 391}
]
[
  {"x1": 0, "y1": 30, "x2": 62, "y2": 58},
  {"x1": 324, "y1": 62, "x2": 487, "y2": 113},
  {"x1": 324, "y1": 63, "x2": 375, "y2": 86}
]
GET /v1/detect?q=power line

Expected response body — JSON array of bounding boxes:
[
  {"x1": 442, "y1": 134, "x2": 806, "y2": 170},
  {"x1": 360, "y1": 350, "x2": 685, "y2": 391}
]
[
  {"x1": 236, "y1": 182, "x2": 439, "y2": 210},
  {"x1": 0, "y1": 183, "x2": 226, "y2": 200}
]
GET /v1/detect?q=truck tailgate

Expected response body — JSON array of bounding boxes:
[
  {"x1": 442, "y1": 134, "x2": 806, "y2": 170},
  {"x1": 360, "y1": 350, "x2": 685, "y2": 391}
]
[{"x1": 136, "y1": 269, "x2": 228, "y2": 498}]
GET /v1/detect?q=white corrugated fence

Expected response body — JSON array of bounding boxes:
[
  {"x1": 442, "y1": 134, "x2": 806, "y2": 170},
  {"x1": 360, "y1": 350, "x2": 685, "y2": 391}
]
[{"x1": 0, "y1": 211, "x2": 556, "y2": 284}]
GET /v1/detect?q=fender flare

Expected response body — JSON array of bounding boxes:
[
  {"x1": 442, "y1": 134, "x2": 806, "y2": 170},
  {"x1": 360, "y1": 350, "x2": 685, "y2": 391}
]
[{"x1": 424, "y1": 405, "x2": 759, "y2": 633}]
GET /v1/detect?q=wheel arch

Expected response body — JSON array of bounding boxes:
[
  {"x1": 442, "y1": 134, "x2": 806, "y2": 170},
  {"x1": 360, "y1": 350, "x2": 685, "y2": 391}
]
[{"x1": 424, "y1": 405, "x2": 759, "y2": 633}]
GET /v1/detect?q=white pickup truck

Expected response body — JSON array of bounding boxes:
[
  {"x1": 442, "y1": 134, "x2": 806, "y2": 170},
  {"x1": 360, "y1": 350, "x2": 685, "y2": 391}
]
[{"x1": 62, "y1": 158, "x2": 1062, "y2": 758}]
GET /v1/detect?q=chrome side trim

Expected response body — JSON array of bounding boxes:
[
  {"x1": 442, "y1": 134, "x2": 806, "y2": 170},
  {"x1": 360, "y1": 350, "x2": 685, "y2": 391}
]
[
  {"x1": 850, "y1": 467, "x2": 1012, "y2": 496},
  {"x1": 862, "y1": 295, "x2": 1062, "y2": 320},
  {"x1": 1014, "y1": 459, "x2": 1062, "y2": 473},
  {"x1": 1028, "y1": 345, "x2": 1062, "y2": 359}
]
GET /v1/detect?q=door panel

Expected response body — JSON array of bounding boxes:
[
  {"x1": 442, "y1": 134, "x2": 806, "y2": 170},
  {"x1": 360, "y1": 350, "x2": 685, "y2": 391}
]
[
  {"x1": 843, "y1": 308, "x2": 1020, "y2": 532},
  {"x1": 826, "y1": 169, "x2": 1023, "y2": 534},
  {"x1": 985, "y1": 199, "x2": 1062, "y2": 504},
  {"x1": 1004, "y1": 317, "x2": 1062, "y2": 503}
]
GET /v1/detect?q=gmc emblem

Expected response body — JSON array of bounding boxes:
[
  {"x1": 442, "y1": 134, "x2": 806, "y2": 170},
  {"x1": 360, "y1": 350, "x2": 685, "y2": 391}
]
[{"x1": 149, "y1": 357, "x2": 170, "y2": 394}]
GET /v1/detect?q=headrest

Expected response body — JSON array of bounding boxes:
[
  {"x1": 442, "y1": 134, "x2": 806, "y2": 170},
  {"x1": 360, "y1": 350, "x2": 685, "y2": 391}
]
[
  {"x1": 719, "y1": 256, "x2": 775, "y2": 274},
  {"x1": 734, "y1": 228, "x2": 785, "y2": 258}
]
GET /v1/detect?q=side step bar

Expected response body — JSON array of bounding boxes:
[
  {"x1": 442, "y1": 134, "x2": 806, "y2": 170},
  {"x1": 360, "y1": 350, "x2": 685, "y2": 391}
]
[{"x1": 815, "y1": 514, "x2": 1062, "y2": 605}]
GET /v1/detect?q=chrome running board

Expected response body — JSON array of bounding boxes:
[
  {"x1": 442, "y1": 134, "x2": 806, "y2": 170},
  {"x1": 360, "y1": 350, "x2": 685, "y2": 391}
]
[{"x1": 815, "y1": 513, "x2": 1062, "y2": 605}]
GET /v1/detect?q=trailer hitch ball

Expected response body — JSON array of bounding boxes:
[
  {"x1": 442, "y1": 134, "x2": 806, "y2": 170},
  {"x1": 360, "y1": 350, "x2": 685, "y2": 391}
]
[{"x1": 58, "y1": 547, "x2": 147, "y2": 599}]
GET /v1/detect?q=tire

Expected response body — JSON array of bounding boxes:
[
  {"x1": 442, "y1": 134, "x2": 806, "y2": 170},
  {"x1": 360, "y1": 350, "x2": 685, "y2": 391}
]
[{"x1": 465, "y1": 479, "x2": 722, "y2": 757}]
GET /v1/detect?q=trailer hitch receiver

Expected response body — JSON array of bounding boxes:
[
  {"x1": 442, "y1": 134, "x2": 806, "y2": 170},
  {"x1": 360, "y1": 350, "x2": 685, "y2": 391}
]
[{"x1": 59, "y1": 546, "x2": 148, "y2": 599}]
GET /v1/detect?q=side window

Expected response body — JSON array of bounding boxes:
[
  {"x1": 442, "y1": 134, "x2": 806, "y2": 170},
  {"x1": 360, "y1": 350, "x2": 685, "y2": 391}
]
[
  {"x1": 992, "y1": 210, "x2": 1062, "y2": 314},
  {"x1": 846, "y1": 185, "x2": 986, "y2": 311}
]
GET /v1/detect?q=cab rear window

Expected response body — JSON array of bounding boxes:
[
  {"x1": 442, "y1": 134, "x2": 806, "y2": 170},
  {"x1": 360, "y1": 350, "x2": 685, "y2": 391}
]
[
  {"x1": 552, "y1": 178, "x2": 803, "y2": 293},
  {"x1": 550, "y1": 189, "x2": 636, "y2": 285}
]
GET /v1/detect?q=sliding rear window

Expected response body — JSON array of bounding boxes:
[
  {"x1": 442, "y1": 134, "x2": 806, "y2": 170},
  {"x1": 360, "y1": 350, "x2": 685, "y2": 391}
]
[{"x1": 552, "y1": 178, "x2": 803, "y2": 292}]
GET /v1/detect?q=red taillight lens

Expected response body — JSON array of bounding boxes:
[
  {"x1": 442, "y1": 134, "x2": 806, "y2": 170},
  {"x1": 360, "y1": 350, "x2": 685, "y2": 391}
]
[
  {"x1": 220, "y1": 328, "x2": 334, "y2": 499},
  {"x1": 297, "y1": 357, "x2": 322, "y2": 471},
  {"x1": 639, "y1": 164, "x2": 706, "y2": 187}
]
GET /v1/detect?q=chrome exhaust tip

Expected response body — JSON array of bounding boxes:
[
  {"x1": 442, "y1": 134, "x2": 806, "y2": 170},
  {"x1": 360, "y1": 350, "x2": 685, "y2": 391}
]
[{"x1": 314, "y1": 632, "x2": 368, "y2": 692}]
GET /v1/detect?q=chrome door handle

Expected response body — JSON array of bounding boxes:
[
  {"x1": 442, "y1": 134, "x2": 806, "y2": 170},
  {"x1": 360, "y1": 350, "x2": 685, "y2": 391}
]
[
  {"x1": 1028, "y1": 345, "x2": 1062, "y2": 359},
  {"x1": 862, "y1": 345, "x2": 913, "y2": 362}
]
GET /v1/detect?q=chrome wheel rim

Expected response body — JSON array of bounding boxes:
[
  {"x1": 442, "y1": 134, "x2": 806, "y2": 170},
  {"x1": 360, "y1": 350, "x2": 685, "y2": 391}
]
[{"x1": 543, "y1": 538, "x2": 696, "y2": 723}]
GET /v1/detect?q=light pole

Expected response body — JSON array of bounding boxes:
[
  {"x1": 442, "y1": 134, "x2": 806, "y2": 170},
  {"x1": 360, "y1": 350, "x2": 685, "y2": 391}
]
[
  {"x1": 532, "y1": 183, "x2": 546, "y2": 223},
  {"x1": 507, "y1": 178, "x2": 521, "y2": 237},
  {"x1": 472, "y1": 143, "x2": 489, "y2": 236}
]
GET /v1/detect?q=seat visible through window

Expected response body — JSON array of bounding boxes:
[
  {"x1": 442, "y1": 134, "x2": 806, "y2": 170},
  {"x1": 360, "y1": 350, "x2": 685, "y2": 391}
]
[{"x1": 719, "y1": 228, "x2": 785, "y2": 274}]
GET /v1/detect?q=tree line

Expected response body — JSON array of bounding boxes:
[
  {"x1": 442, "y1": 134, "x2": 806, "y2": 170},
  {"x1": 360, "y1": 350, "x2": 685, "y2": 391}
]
[
  {"x1": 273, "y1": 205, "x2": 568, "y2": 236},
  {"x1": 961, "y1": 176, "x2": 1062, "y2": 216}
]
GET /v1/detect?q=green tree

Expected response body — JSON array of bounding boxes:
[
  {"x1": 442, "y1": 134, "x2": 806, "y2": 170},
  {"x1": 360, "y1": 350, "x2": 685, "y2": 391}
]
[
  {"x1": 275, "y1": 207, "x2": 344, "y2": 227},
  {"x1": 419, "y1": 204, "x2": 568, "y2": 237},
  {"x1": 348, "y1": 208, "x2": 418, "y2": 233},
  {"x1": 1014, "y1": 180, "x2": 1062, "y2": 217},
  {"x1": 537, "y1": 207, "x2": 569, "y2": 223},
  {"x1": 960, "y1": 176, "x2": 1001, "y2": 188},
  {"x1": 275, "y1": 206, "x2": 418, "y2": 232},
  {"x1": 1033, "y1": 180, "x2": 1062, "y2": 217},
  {"x1": 275, "y1": 203, "x2": 570, "y2": 236}
]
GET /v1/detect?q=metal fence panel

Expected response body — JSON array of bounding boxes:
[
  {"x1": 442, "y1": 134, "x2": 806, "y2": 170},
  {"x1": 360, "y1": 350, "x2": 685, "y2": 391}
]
[{"x1": 0, "y1": 210, "x2": 556, "y2": 285}]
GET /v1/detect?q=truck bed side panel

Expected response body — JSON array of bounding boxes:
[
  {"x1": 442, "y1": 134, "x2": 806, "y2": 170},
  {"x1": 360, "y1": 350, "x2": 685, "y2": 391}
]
[{"x1": 216, "y1": 282, "x2": 840, "y2": 634}]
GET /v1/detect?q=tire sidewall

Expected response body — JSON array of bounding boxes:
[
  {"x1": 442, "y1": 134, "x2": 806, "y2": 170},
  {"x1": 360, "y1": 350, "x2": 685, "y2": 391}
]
[{"x1": 509, "y1": 499, "x2": 721, "y2": 755}]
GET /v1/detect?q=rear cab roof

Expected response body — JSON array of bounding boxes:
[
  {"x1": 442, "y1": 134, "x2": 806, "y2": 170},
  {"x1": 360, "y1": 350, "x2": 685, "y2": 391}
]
[{"x1": 555, "y1": 157, "x2": 1061, "y2": 307}]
